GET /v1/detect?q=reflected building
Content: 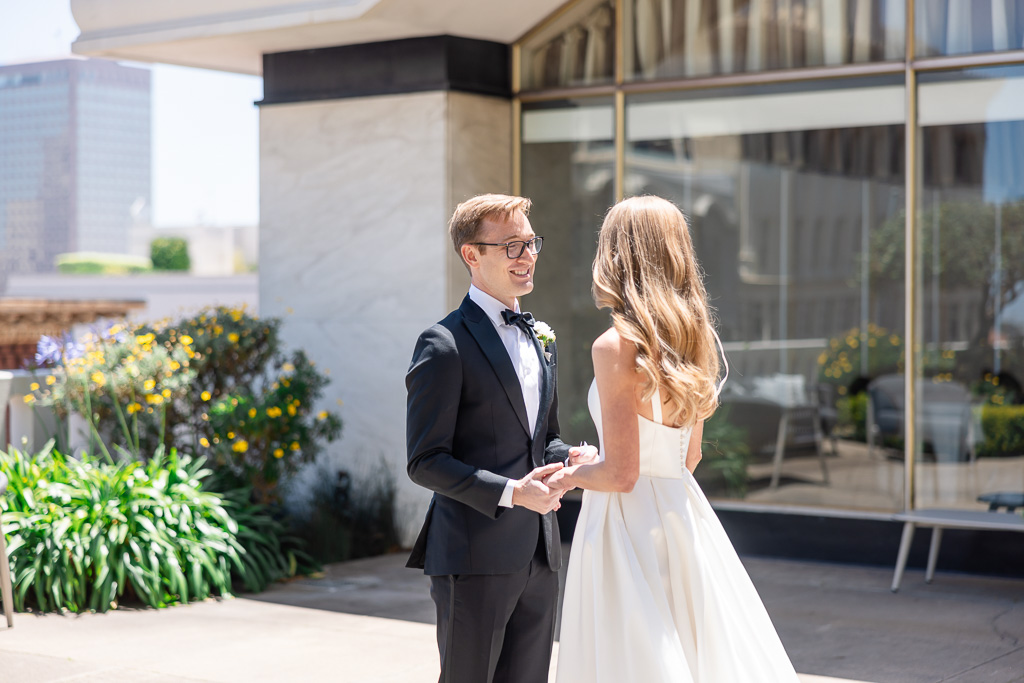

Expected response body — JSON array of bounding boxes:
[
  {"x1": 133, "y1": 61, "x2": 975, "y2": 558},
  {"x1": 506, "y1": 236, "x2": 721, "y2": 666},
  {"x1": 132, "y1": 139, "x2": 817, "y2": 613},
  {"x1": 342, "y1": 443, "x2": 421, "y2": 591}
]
[
  {"x1": 68, "y1": 0, "x2": 1024, "y2": 571},
  {"x1": 0, "y1": 58, "x2": 150, "y2": 276}
]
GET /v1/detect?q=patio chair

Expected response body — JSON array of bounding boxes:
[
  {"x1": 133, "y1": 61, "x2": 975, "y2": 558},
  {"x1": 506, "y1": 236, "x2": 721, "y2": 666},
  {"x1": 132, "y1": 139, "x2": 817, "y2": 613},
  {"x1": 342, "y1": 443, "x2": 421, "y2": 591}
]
[
  {"x1": 0, "y1": 472, "x2": 12, "y2": 627},
  {"x1": 867, "y1": 374, "x2": 976, "y2": 462}
]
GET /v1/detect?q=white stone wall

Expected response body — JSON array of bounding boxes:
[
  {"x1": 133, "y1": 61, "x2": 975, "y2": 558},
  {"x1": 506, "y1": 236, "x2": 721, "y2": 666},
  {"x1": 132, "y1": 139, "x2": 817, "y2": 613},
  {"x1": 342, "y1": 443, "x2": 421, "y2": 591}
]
[{"x1": 260, "y1": 91, "x2": 510, "y2": 544}]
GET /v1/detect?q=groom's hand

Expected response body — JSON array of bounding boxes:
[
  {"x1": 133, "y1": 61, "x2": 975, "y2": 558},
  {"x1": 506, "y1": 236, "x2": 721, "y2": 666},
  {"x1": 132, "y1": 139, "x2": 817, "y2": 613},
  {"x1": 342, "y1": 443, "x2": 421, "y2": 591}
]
[{"x1": 512, "y1": 463, "x2": 564, "y2": 514}]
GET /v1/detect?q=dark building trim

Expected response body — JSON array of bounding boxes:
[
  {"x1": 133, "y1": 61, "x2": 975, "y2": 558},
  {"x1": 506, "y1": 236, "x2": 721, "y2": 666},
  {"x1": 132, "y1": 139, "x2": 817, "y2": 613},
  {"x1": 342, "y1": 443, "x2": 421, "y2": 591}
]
[{"x1": 259, "y1": 35, "x2": 511, "y2": 105}]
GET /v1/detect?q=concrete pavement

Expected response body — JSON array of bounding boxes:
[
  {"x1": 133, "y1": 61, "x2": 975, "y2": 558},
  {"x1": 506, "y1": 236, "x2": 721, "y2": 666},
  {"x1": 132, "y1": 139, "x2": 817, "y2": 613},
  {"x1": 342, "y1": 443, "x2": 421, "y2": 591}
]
[{"x1": 0, "y1": 550, "x2": 1022, "y2": 682}]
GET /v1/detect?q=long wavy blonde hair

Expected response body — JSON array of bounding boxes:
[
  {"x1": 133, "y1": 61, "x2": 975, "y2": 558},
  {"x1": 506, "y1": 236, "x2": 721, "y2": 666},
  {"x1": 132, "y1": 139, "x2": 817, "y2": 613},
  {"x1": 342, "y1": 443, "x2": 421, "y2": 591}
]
[{"x1": 593, "y1": 195, "x2": 720, "y2": 426}]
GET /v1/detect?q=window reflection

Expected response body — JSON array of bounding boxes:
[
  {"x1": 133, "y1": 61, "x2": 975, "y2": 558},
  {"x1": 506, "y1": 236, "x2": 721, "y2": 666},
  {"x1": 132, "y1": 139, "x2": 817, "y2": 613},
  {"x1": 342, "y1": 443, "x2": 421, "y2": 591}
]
[
  {"x1": 916, "y1": 0, "x2": 1024, "y2": 57},
  {"x1": 628, "y1": 0, "x2": 906, "y2": 80},
  {"x1": 915, "y1": 66, "x2": 1024, "y2": 509},
  {"x1": 521, "y1": 100, "x2": 616, "y2": 444},
  {"x1": 521, "y1": 0, "x2": 616, "y2": 91},
  {"x1": 627, "y1": 79, "x2": 906, "y2": 510}
]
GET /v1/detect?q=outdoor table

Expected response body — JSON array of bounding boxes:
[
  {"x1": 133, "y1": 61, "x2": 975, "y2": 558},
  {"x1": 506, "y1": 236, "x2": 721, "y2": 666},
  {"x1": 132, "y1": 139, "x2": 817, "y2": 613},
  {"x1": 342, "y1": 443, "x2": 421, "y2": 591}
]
[{"x1": 977, "y1": 492, "x2": 1024, "y2": 512}]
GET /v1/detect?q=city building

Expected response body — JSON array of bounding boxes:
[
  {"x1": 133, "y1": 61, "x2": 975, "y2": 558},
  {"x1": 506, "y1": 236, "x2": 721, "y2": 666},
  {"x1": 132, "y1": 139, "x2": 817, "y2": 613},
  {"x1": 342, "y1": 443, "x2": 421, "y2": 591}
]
[
  {"x1": 0, "y1": 57, "x2": 150, "y2": 276},
  {"x1": 68, "y1": 0, "x2": 1024, "y2": 569}
]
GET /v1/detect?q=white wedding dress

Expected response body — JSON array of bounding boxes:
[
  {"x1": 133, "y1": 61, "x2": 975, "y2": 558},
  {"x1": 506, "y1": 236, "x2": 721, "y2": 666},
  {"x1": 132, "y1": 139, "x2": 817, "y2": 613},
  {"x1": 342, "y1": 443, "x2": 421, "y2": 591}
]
[{"x1": 556, "y1": 380, "x2": 800, "y2": 682}]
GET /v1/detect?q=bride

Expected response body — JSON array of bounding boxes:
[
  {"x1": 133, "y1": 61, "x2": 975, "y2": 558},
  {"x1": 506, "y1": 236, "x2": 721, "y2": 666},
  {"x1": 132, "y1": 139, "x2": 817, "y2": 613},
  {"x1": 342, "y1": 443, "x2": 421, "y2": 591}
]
[{"x1": 548, "y1": 196, "x2": 800, "y2": 682}]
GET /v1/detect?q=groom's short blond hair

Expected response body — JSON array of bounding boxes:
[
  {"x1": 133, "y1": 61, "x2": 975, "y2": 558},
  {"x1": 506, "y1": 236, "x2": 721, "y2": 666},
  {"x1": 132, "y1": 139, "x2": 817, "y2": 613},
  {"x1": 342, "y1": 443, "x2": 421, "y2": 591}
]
[{"x1": 449, "y1": 194, "x2": 532, "y2": 267}]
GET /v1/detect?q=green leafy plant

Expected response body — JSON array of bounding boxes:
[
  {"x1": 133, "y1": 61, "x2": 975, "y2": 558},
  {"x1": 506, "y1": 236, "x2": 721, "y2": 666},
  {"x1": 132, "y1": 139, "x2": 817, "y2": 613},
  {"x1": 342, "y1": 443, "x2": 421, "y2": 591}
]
[
  {"x1": 28, "y1": 326, "x2": 196, "y2": 461},
  {"x1": 0, "y1": 442, "x2": 304, "y2": 613},
  {"x1": 816, "y1": 325, "x2": 904, "y2": 394},
  {"x1": 698, "y1": 406, "x2": 750, "y2": 497},
  {"x1": 295, "y1": 464, "x2": 400, "y2": 563},
  {"x1": 29, "y1": 307, "x2": 342, "y2": 505},
  {"x1": 143, "y1": 306, "x2": 342, "y2": 504},
  {"x1": 976, "y1": 405, "x2": 1024, "y2": 458},
  {"x1": 150, "y1": 237, "x2": 191, "y2": 272},
  {"x1": 836, "y1": 392, "x2": 869, "y2": 442},
  {"x1": 55, "y1": 252, "x2": 152, "y2": 274}
]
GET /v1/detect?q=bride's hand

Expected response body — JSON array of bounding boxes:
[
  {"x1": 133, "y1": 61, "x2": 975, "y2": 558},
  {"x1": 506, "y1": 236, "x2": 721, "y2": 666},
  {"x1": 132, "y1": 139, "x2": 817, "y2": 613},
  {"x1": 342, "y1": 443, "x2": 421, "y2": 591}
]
[
  {"x1": 568, "y1": 443, "x2": 599, "y2": 466},
  {"x1": 544, "y1": 467, "x2": 576, "y2": 493}
]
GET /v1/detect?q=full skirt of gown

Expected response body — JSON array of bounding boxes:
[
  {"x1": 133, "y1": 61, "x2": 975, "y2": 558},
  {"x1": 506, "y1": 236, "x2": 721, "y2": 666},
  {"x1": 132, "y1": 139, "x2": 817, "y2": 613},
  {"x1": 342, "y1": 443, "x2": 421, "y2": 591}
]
[{"x1": 556, "y1": 381, "x2": 800, "y2": 682}]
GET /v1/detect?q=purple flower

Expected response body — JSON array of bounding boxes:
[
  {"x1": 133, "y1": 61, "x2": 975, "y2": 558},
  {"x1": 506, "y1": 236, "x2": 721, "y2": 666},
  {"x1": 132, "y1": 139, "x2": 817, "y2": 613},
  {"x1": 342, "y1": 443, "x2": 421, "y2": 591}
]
[
  {"x1": 34, "y1": 332, "x2": 84, "y2": 367},
  {"x1": 35, "y1": 335, "x2": 63, "y2": 366}
]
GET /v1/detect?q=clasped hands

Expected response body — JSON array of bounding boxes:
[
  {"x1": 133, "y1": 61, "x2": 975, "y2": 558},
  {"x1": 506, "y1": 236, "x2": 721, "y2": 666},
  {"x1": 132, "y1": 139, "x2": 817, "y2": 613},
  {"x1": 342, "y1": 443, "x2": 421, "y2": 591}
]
[{"x1": 511, "y1": 444, "x2": 599, "y2": 514}]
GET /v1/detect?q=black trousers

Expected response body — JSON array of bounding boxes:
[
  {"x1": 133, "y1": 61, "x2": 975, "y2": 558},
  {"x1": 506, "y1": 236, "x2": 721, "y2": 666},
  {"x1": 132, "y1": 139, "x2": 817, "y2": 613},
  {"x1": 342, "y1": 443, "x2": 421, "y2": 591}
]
[{"x1": 430, "y1": 543, "x2": 558, "y2": 683}]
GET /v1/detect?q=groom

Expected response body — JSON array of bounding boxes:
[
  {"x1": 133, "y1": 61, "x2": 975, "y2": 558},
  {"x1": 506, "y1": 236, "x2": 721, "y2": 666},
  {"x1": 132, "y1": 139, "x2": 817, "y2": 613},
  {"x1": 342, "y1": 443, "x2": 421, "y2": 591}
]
[{"x1": 406, "y1": 194, "x2": 594, "y2": 683}]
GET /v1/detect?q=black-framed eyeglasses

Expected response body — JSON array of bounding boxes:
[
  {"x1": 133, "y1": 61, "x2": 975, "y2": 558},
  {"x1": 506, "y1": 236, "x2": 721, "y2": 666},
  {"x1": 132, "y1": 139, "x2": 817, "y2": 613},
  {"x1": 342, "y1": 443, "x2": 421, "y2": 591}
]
[{"x1": 470, "y1": 236, "x2": 544, "y2": 259}]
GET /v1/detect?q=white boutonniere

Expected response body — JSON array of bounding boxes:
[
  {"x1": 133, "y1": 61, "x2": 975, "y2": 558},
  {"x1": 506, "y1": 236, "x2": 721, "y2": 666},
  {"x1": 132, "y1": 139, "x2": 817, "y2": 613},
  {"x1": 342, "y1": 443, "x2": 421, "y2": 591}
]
[{"x1": 534, "y1": 321, "x2": 555, "y2": 362}]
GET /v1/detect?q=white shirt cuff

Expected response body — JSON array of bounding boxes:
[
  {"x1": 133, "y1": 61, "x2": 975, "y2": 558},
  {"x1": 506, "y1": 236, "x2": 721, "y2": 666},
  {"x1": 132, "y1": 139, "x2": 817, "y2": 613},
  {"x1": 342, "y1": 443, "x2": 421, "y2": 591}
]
[{"x1": 499, "y1": 478, "x2": 516, "y2": 508}]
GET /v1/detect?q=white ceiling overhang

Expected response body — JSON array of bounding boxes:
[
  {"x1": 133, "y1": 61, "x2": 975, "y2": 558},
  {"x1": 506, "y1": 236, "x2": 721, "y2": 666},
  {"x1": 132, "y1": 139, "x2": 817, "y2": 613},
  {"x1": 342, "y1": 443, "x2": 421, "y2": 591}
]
[{"x1": 70, "y1": 0, "x2": 567, "y2": 75}]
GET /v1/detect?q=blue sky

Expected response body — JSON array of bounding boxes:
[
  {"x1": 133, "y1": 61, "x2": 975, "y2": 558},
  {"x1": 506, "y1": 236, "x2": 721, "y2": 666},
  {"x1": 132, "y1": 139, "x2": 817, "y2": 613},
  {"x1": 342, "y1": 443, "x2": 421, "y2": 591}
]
[{"x1": 0, "y1": 0, "x2": 262, "y2": 227}]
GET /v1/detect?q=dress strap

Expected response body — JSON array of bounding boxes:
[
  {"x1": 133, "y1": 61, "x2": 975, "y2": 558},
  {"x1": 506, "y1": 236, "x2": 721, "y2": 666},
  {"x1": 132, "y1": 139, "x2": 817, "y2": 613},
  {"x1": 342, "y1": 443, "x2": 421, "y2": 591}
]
[{"x1": 651, "y1": 385, "x2": 663, "y2": 424}]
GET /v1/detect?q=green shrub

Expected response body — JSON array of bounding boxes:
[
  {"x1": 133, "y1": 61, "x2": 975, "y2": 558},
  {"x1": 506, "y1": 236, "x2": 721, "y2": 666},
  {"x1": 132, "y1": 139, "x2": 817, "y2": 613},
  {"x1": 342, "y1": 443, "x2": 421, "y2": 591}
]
[
  {"x1": 56, "y1": 252, "x2": 152, "y2": 275},
  {"x1": 836, "y1": 392, "x2": 869, "y2": 442},
  {"x1": 0, "y1": 442, "x2": 302, "y2": 613},
  {"x1": 817, "y1": 325, "x2": 903, "y2": 393},
  {"x1": 698, "y1": 406, "x2": 750, "y2": 497},
  {"x1": 150, "y1": 237, "x2": 191, "y2": 272},
  {"x1": 977, "y1": 405, "x2": 1024, "y2": 457},
  {"x1": 29, "y1": 307, "x2": 342, "y2": 505},
  {"x1": 145, "y1": 306, "x2": 343, "y2": 504},
  {"x1": 297, "y1": 464, "x2": 400, "y2": 563},
  {"x1": 29, "y1": 325, "x2": 196, "y2": 460}
]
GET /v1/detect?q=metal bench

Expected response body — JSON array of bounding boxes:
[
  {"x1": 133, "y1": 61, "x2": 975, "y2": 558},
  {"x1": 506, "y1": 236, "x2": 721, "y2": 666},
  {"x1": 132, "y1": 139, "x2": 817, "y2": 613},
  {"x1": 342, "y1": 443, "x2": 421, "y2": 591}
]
[{"x1": 890, "y1": 508, "x2": 1024, "y2": 592}]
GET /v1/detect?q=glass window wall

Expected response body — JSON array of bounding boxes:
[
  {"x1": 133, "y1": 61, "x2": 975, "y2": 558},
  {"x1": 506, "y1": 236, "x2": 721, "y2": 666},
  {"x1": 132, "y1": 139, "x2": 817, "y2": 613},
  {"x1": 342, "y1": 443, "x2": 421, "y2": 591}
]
[
  {"x1": 626, "y1": 78, "x2": 906, "y2": 509},
  {"x1": 521, "y1": 99, "x2": 616, "y2": 443},
  {"x1": 517, "y1": 0, "x2": 1024, "y2": 516},
  {"x1": 627, "y1": 0, "x2": 906, "y2": 80},
  {"x1": 916, "y1": 1, "x2": 1024, "y2": 57},
  {"x1": 913, "y1": 65, "x2": 1024, "y2": 510},
  {"x1": 520, "y1": 0, "x2": 616, "y2": 91}
]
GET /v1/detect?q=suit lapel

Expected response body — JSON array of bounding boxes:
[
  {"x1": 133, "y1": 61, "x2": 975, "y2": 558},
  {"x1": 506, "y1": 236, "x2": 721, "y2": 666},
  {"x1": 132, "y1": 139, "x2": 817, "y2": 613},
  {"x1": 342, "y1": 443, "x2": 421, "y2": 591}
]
[
  {"x1": 531, "y1": 333, "x2": 554, "y2": 444},
  {"x1": 460, "y1": 296, "x2": 531, "y2": 436}
]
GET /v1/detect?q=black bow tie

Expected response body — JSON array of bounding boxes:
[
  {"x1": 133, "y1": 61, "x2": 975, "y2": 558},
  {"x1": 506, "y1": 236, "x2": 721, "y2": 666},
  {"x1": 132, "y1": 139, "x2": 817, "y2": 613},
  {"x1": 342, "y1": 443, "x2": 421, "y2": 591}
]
[{"x1": 501, "y1": 309, "x2": 535, "y2": 331}]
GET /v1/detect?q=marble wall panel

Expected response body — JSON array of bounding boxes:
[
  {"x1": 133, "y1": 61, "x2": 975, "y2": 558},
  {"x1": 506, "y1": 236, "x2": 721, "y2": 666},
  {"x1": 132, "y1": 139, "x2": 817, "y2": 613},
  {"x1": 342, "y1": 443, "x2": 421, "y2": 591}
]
[
  {"x1": 445, "y1": 92, "x2": 513, "y2": 311},
  {"x1": 260, "y1": 91, "x2": 513, "y2": 545}
]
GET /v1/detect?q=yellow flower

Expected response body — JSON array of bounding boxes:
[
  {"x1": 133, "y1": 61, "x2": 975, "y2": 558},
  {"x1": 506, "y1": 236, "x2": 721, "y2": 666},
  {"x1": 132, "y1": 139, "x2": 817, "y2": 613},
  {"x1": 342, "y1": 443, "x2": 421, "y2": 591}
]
[
  {"x1": 287, "y1": 404, "x2": 297, "y2": 417},
  {"x1": 282, "y1": 379, "x2": 291, "y2": 388},
  {"x1": 227, "y1": 431, "x2": 235, "y2": 439},
  {"x1": 231, "y1": 440, "x2": 249, "y2": 453},
  {"x1": 145, "y1": 394, "x2": 164, "y2": 405},
  {"x1": 213, "y1": 325, "x2": 224, "y2": 336},
  {"x1": 273, "y1": 448, "x2": 284, "y2": 458},
  {"x1": 46, "y1": 375, "x2": 56, "y2": 385},
  {"x1": 169, "y1": 361, "x2": 180, "y2": 371},
  {"x1": 200, "y1": 437, "x2": 210, "y2": 448},
  {"x1": 290, "y1": 441, "x2": 300, "y2": 451},
  {"x1": 127, "y1": 402, "x2": 142, "y2": 415},
  {"x1": 144, "y1": 379, "x2": 156, "y2": 392},
  {"x1": 317, "y1": 411, "x2": 328, "y2": 420},
  {"x1": 267, "y1": 406, "x2": 282, "y2": 418},
  {"x1": 228, "y1": 332, "x2": 240, "y2": 344},
  {"x1": 282, "y1": 363, "x2": 295, "y2": 373},
  {"x1": 135, "y1": 333, "x2": 155, "y2": 346},
  {"x1": 162, "y1": 388, "x2": 171, "y2": 399},
  {"x1": 30, "y1": 382, "x2": 39, "y2": 391},
  {"x1": 248, "y1": 408, "x2": 257, "y2": 418},
  {"x1": 180, "y1": 335, "x2": 193, "y2": 346},
  {"x1": 23, "y1": 394, "x2": 35, "y2": 404},
  {"x1": 91, "y1": 372, "x2": 106, "y2": 387}
]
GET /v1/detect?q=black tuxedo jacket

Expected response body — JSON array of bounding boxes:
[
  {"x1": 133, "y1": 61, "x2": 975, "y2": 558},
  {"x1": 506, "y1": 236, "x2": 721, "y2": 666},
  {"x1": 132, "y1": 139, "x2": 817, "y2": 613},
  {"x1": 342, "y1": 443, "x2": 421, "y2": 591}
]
[{"x1": 406, "y1": 295, "x2": 571, "y2": 576}]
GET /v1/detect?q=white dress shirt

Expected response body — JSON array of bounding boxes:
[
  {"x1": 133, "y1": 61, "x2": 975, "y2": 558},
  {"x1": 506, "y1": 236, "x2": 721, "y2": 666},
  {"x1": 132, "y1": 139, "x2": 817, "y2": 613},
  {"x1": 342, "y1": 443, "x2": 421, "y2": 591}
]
[{"x1": 468, "y1": 285, "x2": 543, "y2": 508}]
